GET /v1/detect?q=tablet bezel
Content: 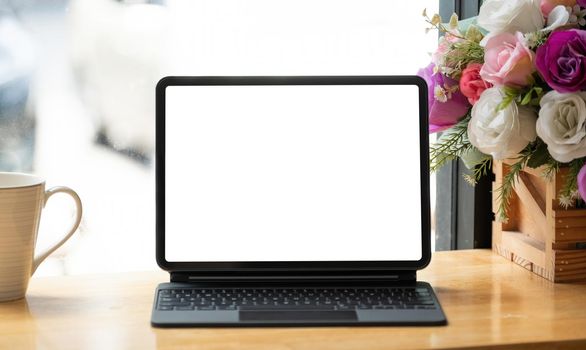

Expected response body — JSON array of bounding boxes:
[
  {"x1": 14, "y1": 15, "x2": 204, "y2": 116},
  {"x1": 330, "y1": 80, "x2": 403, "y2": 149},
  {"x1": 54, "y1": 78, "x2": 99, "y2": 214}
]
[{"x1": 156, "y1": 76, "x2": 431, "y2": 273}]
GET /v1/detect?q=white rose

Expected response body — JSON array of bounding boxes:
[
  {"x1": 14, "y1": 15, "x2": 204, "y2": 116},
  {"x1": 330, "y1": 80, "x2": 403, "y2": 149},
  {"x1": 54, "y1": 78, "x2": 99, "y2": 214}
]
[
  {"x1": 468, "y1": 87, "x2": 537, "y2": 160},
  {"x1": 478, "y1": 0, "x2": 544, "y2": 35},
  {"x1": 536, "y1": 91, "x2": 586, "y2": 163},
  {"x1": 542, "y1": 5, "x2": 570, "y2": 32}
]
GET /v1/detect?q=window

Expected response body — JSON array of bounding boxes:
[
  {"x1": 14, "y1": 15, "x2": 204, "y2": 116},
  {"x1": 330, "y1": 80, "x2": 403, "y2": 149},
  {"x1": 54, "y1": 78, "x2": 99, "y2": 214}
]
[
  {"x1": 1, "y1": 0, "x2": 439, "y2": 275},
  {"x1": 434, "y1": 0, "x2": 491, "y2": 251}
]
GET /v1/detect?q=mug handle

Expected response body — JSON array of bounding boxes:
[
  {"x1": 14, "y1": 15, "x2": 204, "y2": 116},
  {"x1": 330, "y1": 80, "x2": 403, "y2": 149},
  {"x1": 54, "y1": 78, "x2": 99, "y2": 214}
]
[{"x1": 31, "y1": 186, "x2": 83, "y2": 275}]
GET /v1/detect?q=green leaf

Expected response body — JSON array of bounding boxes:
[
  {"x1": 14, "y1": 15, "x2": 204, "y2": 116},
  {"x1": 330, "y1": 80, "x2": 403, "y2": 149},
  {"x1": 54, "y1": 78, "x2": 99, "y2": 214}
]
[
  {"x1": 528, "y1": 97, "x2": 542, "y2": 107},
  {"x1": 520, "y1": 91, "x2": 533, "y2": 105},
  {"x1": 502, "y1": 86, "x2": 519, "y2": 96},
  {"x1": 527, "y1": 141, "x2": 550, "y2": 169},
  {"x1": 497, "y1": 96, "x2": 514, "y2": 111}
]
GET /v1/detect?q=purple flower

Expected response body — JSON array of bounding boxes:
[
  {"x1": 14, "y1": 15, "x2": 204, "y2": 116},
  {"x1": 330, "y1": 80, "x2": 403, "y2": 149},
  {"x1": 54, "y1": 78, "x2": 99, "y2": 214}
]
[
  {"x1": 417, "y1": 63, "x2": 470, "y2": 133},
  {"x1": 579, "y1": 0, "x2": 586, "y2": 7},
  {"x1": 536, "y1": 30, "x2": 586, "y2": 93},
  {"x1": 579, "y1": 164, "x2": 586, "y2": 202}
]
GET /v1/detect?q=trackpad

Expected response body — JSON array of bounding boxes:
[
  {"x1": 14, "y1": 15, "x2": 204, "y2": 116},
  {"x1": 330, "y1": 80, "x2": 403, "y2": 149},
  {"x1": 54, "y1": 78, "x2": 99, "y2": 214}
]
[{"x1": 240, "y1": 310, "x2": 357, "y2": 322}]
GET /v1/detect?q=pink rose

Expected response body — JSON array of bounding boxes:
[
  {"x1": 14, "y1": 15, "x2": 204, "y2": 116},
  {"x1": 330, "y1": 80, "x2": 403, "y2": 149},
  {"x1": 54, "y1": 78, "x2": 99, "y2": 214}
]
[
  {"x1": 480, "y1": 32, "x2": 536, "y2": 88},
  {"x1": 579, "y1": 164, "x2": 586, "y2": 202},
  {"x1": 541, "y1": 0, "x2": 576, "y2": 16},
  {"x1": 459, "y1": 63, "x2": 493, "y2": 105}
]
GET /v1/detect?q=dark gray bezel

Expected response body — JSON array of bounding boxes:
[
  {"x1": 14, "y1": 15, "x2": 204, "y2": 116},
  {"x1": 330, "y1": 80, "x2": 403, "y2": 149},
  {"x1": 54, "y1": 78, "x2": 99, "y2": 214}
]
[{"x1": 156, "y1": 76, "x2": 431, "y2": 274}]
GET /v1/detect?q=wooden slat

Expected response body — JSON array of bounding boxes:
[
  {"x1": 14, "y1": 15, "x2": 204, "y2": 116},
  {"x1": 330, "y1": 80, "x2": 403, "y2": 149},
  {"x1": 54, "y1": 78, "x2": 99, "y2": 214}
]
[
  {"x1": 552, "y1": 247, "x2": 586, "y2": 282},
  {"x1": 553, "y1": 250, "x2": 586, "y2": 282},
  {"x1": 553, "y1": 260, "x2": 586, "y2": 273},
  {"x1": 554, "y1": 249, "x2": 586, "y2": 260},
  {"x1": 552, "y1": 242, "x2": 586, "y2": 250},
  {"x1": 554, "y1": 227, "x2": 586, "y2": 243},
  {"x1": 513, "y1": 172, "x2": 547, "y2": 240},
  {"x1": 555, "y1": 216, "x2": 586, "y2": 229},
  {"x1": 517, "y1": 172, "x2": 546, "y2": 213},
  {"x1": 517, "y1": 202, "x2": 547, "y2": 243},
  {"x1": 554, "y1": 273, "x2": 586, "y2": 282},
  {"x1": 500, "y1": 230, "x2": 546, "y2": 267},
  {"x1": 559, "y1": 256, "x2": 586, "y2": 265},
  {"x1": 521, "y1": 165, "x2": 546, "y2": 178},
  {"x1": 553, "y1": 209, "x2": 586, "y2": 218}
]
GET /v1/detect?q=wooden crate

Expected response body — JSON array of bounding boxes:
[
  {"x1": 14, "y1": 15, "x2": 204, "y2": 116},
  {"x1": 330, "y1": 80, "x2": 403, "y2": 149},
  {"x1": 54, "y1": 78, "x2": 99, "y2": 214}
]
[{"x1": 492, "y1": 160, "x2": 586, "y2": 282}]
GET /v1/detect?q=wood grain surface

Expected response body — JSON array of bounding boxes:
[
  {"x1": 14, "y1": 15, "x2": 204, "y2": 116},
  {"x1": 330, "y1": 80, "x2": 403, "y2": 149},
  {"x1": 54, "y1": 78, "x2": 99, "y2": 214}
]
[{"x1": 1, "y1": 250, "x2": 586, "y2": 350}]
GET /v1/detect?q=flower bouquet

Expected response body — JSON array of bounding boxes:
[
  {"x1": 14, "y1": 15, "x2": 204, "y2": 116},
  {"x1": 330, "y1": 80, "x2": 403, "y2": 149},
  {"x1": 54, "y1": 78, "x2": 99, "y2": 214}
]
[{"x1": 420, "y1": 0, "x2": 586, "y2": 221}]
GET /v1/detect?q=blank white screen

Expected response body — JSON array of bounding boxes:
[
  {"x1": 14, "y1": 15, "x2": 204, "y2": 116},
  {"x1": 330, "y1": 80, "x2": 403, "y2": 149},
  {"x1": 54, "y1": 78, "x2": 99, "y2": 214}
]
[{"x1": 165, "y1": 85, "x2": 423, "y2": 261}]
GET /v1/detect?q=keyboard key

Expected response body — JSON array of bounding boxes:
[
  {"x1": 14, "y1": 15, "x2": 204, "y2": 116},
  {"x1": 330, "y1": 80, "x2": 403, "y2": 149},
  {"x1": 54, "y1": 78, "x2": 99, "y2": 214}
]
[
  {"x1": 217, "y1": 305, "x2": 237, "y2": 310},
  {"x1": 416, "y1": 305, "x2": 437, "y2": 310},
  {"x1": 197, "y1": 306, "x2": 216, "y2": 311},
  {"x1": 240, "y1": 305, "x2": 336, "y2": 311},
  {"x1": 335, "y1": 305, "x2": 353, "y2": 310},
  {"x1": 159, "y1": 302, "x2": 191, "y2": 307},
  {"x1": 176, "y1": 306, "x2": 195, "y2": 311},
  {"x1": 374, "y1": 305, "x2": 394, "y2": 310}
]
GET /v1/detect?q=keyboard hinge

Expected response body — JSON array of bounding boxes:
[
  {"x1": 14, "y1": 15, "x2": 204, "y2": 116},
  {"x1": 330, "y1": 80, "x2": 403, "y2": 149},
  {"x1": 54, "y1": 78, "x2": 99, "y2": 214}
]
[
  {"x1": 170, "y1": 271, "x2": 417, "y2": 283},
  {"x1": 394, "y1": 271, "x2": 417, "y2": 282},
  {"x1": 170, "y1": 272, "x2": 192, "y2": 283}
]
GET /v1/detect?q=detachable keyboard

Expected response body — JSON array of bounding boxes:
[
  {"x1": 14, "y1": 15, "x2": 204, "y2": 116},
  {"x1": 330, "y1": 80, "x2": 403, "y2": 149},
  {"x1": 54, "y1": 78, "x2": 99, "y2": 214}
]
[
  {"x1": 156, "y1": 286, "x2": 438, "y2": 311},
  {"x1": 151, "y1": 282, "x2": 447, "y2": 326}
]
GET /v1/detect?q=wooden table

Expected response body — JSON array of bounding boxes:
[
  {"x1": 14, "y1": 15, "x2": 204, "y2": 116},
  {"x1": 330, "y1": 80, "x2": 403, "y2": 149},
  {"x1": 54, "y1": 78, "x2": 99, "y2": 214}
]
[{"x1": 2, "y1": 250, "x2": 586, "y2": 350}]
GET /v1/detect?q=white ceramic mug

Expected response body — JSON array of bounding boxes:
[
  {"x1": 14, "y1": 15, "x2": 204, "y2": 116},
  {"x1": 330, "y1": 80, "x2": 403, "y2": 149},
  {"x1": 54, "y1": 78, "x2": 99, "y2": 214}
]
[{"x1": 0, "y1": 172, "x2": 82, "y2": 301}]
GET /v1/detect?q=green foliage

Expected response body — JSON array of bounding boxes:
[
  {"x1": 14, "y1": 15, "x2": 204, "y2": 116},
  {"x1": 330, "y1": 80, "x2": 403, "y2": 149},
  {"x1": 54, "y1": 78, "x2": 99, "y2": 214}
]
[
  {"x1": 494, "y1": 143, "x2": 585, "y2": 219},
  {"x1": 559, "y1": 159, "x2": 586, "y2": 206},
  {"x1": 429, "y1": 112, "x2": 585, "y2": 218},
  {"x1": 519, "y1": 86, "x2": 544, "y2": 107},
  {"x1": 526, "y1": 140, "x2": 550, "y2": 169},
  {"x1": 497, "y1": 86, "x2": 520, "y2": 111},
  {"x1": 497, "y1": 84, "x2": 544, "y2": 111},
  {"x1": 443, "y1": 40, "x2": 485, "y2": 79},
  {"x1": 542, "y1": 160, "x2": 560, "y2": 181},
  {"x1": 463, "y1": 155, "x2": 492, "y2": 186},
  {"x1": 494, "y1": 147, "x2": 534, "y2": 222},
  {"x1": 525, "y1": 31, "x2": 550, "y2": 50},
  {"x1": 422, "y1": 10, "x2": 586, "y2": 214},
  {"x1": 430, "y1": 114, "x2": 492, "y2": 187},
  {"x1": 429, "y1": 114, "x2": 473, "y2": 173}
]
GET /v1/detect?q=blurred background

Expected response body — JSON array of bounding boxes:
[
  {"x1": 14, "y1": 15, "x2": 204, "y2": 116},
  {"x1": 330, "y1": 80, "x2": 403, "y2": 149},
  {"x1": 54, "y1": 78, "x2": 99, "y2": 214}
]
[{"x1": 0, "y1": 0, "x2": 438, "y2": 276}]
